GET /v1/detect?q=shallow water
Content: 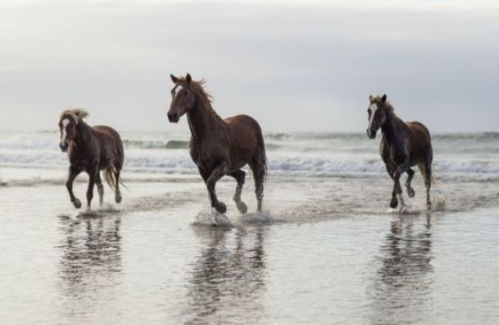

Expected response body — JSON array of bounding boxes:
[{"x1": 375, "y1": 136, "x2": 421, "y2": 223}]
[
  {"x1": 1, "y1": 131, "x2": 499, "y2": 324},
  {"x1": 1, "y1": 176, "x2": 499, "y2": 325}
]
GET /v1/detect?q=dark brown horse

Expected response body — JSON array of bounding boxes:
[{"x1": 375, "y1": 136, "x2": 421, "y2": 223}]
[
  {"x1": 366, "y1": 95, "x2": 433, "y2": 210},
  {"x1": 167, "y1": 73, "x2": 267, "y2": 214},
  {"x1": 58, "y1": 109, "x2": 124, "y2": 209}
]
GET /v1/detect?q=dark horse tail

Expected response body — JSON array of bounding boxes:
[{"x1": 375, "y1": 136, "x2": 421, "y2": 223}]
[{"x1": 104, "y1": 167, "x2": 119, "y2": 191}]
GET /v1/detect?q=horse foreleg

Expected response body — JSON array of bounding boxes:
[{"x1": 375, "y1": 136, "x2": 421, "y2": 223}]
[
  {"x1": 66, "y1": 166, "x2": 82, "y2": 209},
  {"x1": 390, "y1": 177, "x2": 402, "y2": 209},
  {"x1": 96, "y1": 173, "x2": 104, "y2": 207},
  {"x1": 206, "y1": 163, "x2": 228, "y2": 213},
  {"x1": 405, "y1": 168, "x2": 415, "y2": 198},
  {"x1": 392, "y1": 163, "x2": 409, "y2": 209},
  {"x1": 229, "y1": 170, "x2": 247, "y2": 214},
  {"x1": 86, "y1": 169, "x2": 97, "y2": 209}
]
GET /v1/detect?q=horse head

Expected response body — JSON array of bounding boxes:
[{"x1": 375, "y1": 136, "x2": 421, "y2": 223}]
[
  {"x1": 366, "y1": 94, "x2": 390, "y2": 139},
  {"x1": 58, "y1": 108, "x2": 88, "y2": 152},
  {"x1": 167, "y1": 73, "x2": 198, "y2": 123}
]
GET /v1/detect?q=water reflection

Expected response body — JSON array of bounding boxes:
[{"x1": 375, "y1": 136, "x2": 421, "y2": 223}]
[
  {"x1": 57, "y1": 215, "x2": 122, "y2": 318},
  {"x1": 184, "y1": 226, "x2": 266, "y2": 325},
  {"x1": 369, "y1": 215, "x2": 433, "y2": 325}
]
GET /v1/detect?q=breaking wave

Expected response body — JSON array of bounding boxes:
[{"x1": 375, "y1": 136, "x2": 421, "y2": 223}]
[{"x1": 1, "y1": 131, "x2": 499, "y2": 179}]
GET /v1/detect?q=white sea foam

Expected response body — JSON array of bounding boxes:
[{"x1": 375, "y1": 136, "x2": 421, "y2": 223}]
[{"x1": 1, "y1": 131, "x2": 499, "y2": 182}]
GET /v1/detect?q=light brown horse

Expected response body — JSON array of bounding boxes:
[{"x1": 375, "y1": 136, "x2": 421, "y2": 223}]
[
  {"x1": 58, "y1": 109, "x2": 124, "y2": 209},
  {"x1": 167, "y1": 73, "x2": 267, "y2": 214},
  {"x1": 366, "y1": 95, "x2": 433, "y2": 210}
]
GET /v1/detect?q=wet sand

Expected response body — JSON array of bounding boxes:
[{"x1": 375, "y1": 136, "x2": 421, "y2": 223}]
[{"x1": 1, "y1": 174, "x2": 499, "y2": 324}]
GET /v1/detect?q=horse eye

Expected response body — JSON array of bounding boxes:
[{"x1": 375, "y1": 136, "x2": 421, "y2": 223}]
[{"x1": 368, "y1": 109, "x2": 371, "y2": 114}]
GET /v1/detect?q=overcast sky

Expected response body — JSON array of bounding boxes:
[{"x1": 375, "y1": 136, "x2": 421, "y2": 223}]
[{"x1": 1, "y1": 0, "x2": 498, "y2": 133}]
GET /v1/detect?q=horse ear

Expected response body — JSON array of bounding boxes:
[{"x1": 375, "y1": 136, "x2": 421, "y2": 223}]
[
  {"x1": 186, "y1": 73, "x2": 192, "y2": 85},
  {"x1": 170, "y1": 74, "x2": 179, "y2": 83},
  {"x1": 381, "y1": 94, "x2": 387, "y2": 103},
  {"x1": 369, "y1": 95, "x2": 374, "y2": 102}
]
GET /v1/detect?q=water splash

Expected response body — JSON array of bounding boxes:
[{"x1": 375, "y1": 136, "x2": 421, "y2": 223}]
[
  {"x1": 239, "y1": 210, "x2": 274, "y2": 224},
  {"x1": 192, "y1": 208, "x2": 232, "y2": 227}
]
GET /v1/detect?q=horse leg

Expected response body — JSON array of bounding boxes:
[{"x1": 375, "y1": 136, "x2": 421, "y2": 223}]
[
  {"x1": 114, "y1": 168, "x2": 122, "y2": 203},
  {"x1": 86, "y1": 168, "x2": 97, "y2": 209},
  {"x1": 96, "y1": 172, "x2": 104, "y2": 207},
  {"x1": 405, "y1": 168, "x2": 415, "y2": 198},
  {"x1": 229, "y1": 169, "x2": 248, "y2": 214},
  {"x1": 250, "y1": 161, "x2": 265, "y2": 212},
  {"x1": 422, "y1": 162, "x2": 432, "y2": 210},
  {"x1": 392, "y1": 162, "x2": 409, "y2": 209},
  {"x1": 385, "y1": 165, "x2": 399, "y2": 208},
  {"x1": 66, "y1": 166, "x2": 82, "y2": 209},
  {"x1": 206, "y1": 163, "x2": 228, "y2": 213}
]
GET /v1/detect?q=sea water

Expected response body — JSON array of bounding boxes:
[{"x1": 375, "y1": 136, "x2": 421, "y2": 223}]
[{"x1": 0, "y1": 130, "x2": 498, "y2": 324}]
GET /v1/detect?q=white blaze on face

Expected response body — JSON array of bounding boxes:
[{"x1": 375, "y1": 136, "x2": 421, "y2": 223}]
[
  {"x1": 174, "y1": 85, "x2": 183, "y2": 96},
  {"x1": 368, "y1": 103, "x2": 378, "y2": 130},
  {"x1": 60, "y1": 119, "x2": 70, "y2": 146}
]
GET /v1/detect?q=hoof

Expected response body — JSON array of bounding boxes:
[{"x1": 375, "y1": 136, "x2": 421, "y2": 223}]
[
  {"x1": 236, "y1": 201, "x2": 248, "y2": 214},
  {"x1": 407, "y1": 187, "x2": 415, "y2": 198},
  {"x1": 390, "y1": 197, "x2": 398, "y2": 209},
  {"x1": 213, "y1": 202, "x2": 227, "y2": 214},
  {"x1": 72, "y1": 198, "x2": 82, "y2": 209},
  {"x1": 115, "y1": 194, "x2": 122, "y2": 203}
]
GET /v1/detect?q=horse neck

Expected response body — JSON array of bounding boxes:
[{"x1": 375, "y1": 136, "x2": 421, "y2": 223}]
[
  {"x1": 186, "y1": 100, "x2": 225, "y2": 142},
  {"x1": 381, "y1": 112, "x2": 406, "y2": 147},
  {"x1": 73, "y1": 122, "x2": 93, "y2": 153}
]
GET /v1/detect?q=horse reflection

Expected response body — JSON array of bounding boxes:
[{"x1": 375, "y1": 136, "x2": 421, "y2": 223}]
[
  {"x1": 184, "y1": 226, "x2": 266, "y2": 325},
  {"x1": 369, "y1": 215, "x2": 433, "y2": 324},
  {"x1": 57, "y1": 216, "x2": 122, "y2": 303}
]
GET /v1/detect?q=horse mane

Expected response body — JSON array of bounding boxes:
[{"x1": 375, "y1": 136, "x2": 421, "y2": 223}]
[
  {"x1": 371, "y1": 95, "x2": 396, "y2": 115},
  {"x1": 383, "y1": 100, "x2": 395, "y2": 114},
  {"x1": 177, "y1": 76, "x2": 222, "y2": 119},
  {"x1": 60, "y1": 108, "x2": 89, "y2": 124}
]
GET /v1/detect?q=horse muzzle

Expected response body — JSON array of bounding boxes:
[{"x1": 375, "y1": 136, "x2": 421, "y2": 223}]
[
  {"x1": 59, "y1": 143, "x2": 68, "y2": 152},
  {"x1": 367, "y1": 129, "x2": 376, "y2": 139},
  {"x1": 168, "y1": 112, "x2": 179, "y2": 123}
]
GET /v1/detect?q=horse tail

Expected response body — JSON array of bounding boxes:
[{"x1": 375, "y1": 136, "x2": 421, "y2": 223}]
[
  {"x1": 418, "y1": 164, "x2": 436, "y2": 185},
  {"x1": 104, "y1": 167, "x2": 118, "y2": 191}
]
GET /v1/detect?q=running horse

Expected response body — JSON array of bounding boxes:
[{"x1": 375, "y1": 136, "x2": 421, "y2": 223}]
[
  {"x1": 167, "y1": 73, "x2": 267, "y2": 214},
  {"x1": 58, "y1": 109, "x2": 124, "y2": 209},
  {"x1": 366, "y1": 95, "x2": 433, "y2": 210}
]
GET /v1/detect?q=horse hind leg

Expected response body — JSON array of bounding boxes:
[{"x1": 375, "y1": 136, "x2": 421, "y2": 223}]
[
  {"x1": 405, "y1": 168, "x2": 415, "y2": 198},
  {"x1": 114, "y1": 168, "x2": 122, "y2": 203},
  {"x1": 96, "y1": 172, "x2": 104, "y2": 207},
  {"x1": 229, "y1": 170, "x2": 248, "y2": 214},
  {"x1": 86, "y1": 169, "x2": 98, "y2": 209},
  {"x1": 421, "y1": 163, "x2": 432, "y2": 210},
  {"x1": 249, "y1": 160, "x2": 265, "y2": 212}
]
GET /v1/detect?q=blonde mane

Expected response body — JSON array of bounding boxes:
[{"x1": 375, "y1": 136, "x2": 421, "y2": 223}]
[{"x1": 60, "y1": 108, "x2": 89, "y2": 124}]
